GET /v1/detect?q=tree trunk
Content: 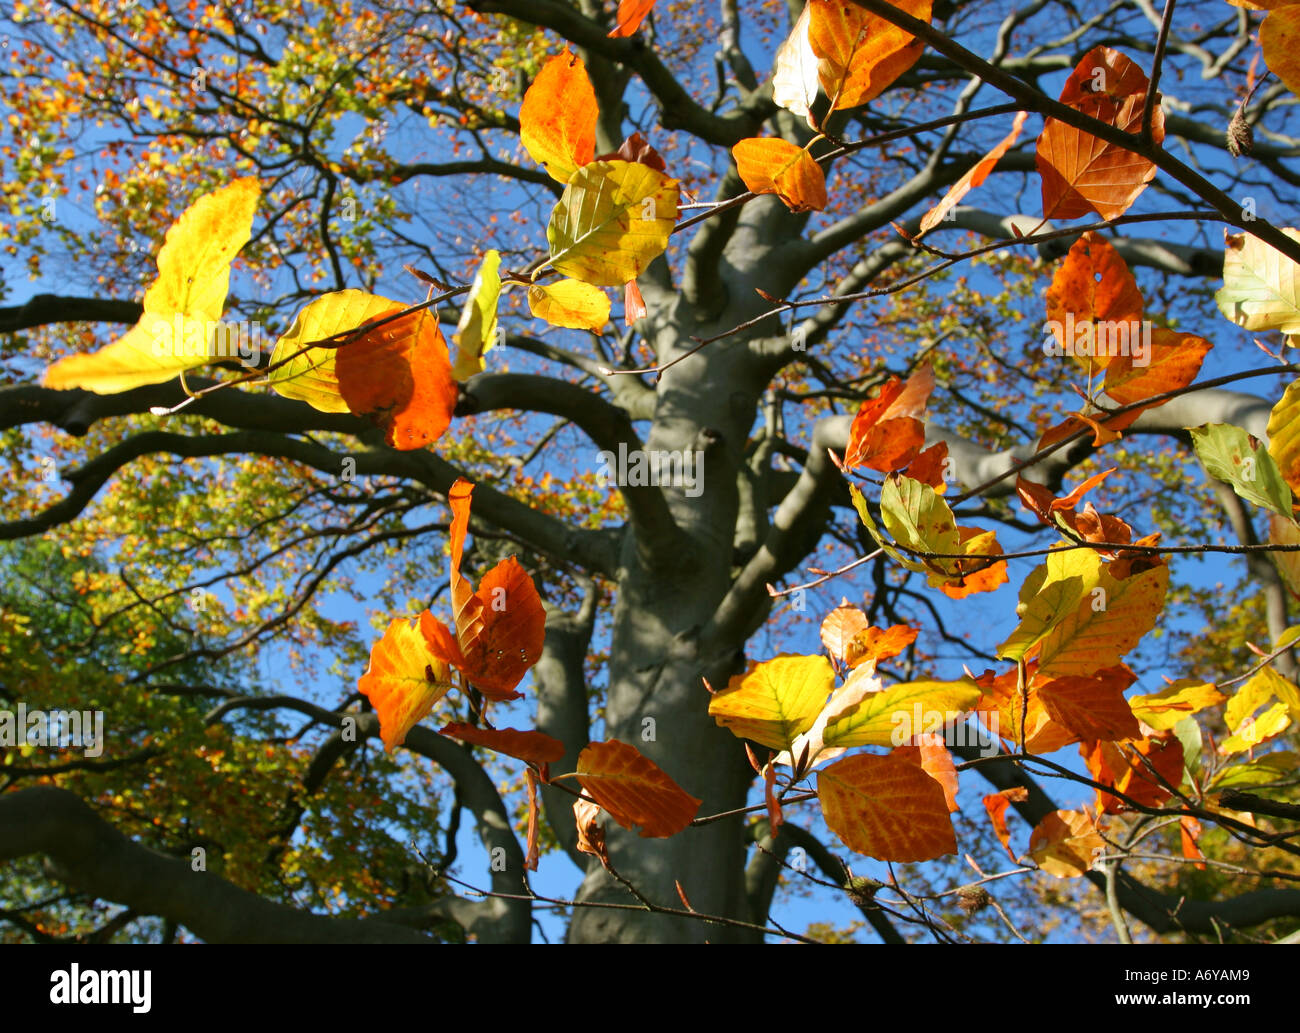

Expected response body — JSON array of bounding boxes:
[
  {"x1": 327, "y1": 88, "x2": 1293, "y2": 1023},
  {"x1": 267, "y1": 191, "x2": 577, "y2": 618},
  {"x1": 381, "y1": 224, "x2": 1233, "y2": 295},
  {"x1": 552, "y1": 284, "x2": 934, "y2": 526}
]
[{"x1": 566, "y1": 297, "x2": 772, "y2": 943}]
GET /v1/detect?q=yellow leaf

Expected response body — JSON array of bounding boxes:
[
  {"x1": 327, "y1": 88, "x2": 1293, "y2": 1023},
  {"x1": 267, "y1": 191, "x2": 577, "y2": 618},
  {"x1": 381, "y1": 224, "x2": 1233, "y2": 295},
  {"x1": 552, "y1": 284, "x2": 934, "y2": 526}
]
[
  {"x1": 1029, "y1": 809, "x2": 1105, "y2": 878},
  {"x1": 452, "y1": 250, "x2": 502, "y2": 381},
  {"x1": 527, "y1": 278, "x2": 611, "y2": 331},
  {"x1": 822, "y1": 677, "x2": 981, "y2": 748},
  {"x1": 998, "y1": 547, "x2": 1168, "y2": 677},
  {"x1": 1262, "y1": 6, "x2": 1300, "y2": 98},
  {"x1": 267, "y1": 289, "x2": 399, "y2": 412},
  {"x1": 547, "y1": 160, "x2": 679, "y2": 287},
  {"x1": 358, "y1": 616, "x2": 457, "y2": 752},
  {"x1": 709, "y1": 654, "x2": 835, "y2": 752},
  {"x1": 1129, "y1": 679, "x2": 1226, "y2": 731},
  {"x1": 1267, "y1": 379, "x2": 1300, "y2": 494},
  {"x1": 44, "y1": 178, "x2": 260, "y2": 393}
]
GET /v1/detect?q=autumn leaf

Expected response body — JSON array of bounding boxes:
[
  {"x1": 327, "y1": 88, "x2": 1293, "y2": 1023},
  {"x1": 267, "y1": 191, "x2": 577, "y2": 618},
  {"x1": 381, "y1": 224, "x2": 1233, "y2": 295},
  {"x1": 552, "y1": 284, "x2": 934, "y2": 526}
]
[
  {"x1": 771, "y1": 3, "x2": 819, "y2": 123},
  {"x1": 1261, "y1": 6, "x2": 1300, "y2": 97},
  {"x1": 807, "y1": 0, "x2": 932, "y2": 112},
  {"x1": 1034, "y1": 665, "x2": 1141, "y2": 742},
  {"x1": 843, "y1": 623, "x2": 919, "y2": 668},
  {"x1": 267, "y1": 289, "x2": 396, "y2": 412},
  {"x1": 428, "y1": 479, "x2": 547, "y2": 700},
  {"x1": 983, "y1": 787, "x2": 1029, "y2": 863},
  {"x1": 438, "y1": 723, "x2": 566, "y2": 765},
  {"x1": 998, "y1": 546, "x2": 1168, "y2": 677},
  {"x1": 919, "y1": 111, "x2": 1028, "y2": 234},
  {"x1": 528, "y1": 278, "x2": 611, "y2": 330},
  {"x1": 818, "y1": 750, "x2": 957, "y2": 862},
  {"x1": 358, "y1": 617, "x2": 457, "y2": 752},
  {"x1": 936, "y1": 527, "x2": 1009, "y2": 600},
  {"x1": 1029, "y1": 809, "x2": 1105, "y2": 877},
  {"x1": 574, "y1": 795, "x2": 609, "y2": 867},
  {"x1": 821, "y1": 676, "x2": 981, "y2": 748},
  {"x1": 336, "y1": 305, "x2": 460, "y2": 451},
  {"x1": 452, "y1": 250, "x2": 502, "y2": 381},
  {"x1": 624, "y1": 278, "x2": 648, "y2": 326},
  {"x1": 975, "y1": 662, "x2": 1082, "y2": 754},
  {"x1": 844, "y1": 362, "x2": 934, "y2": 472},
  {"x1": 547, "y1": 160, "x2": 679, "y2": 287},
  {"x1": 819, "y1": 600, "x2": 870, "y2": 666},
  {"x1": 1036, "y1": 47, "x2": 1164, "y2": 221},
  {"x1": 1270, "y1": 512, "x2": 1300, "y2": 598},
  {"x1": 1219, "y1": 667, "x2": 1300, "y2": 755},
  {"x1": 607, "y1": 0, "x2": 656, "y2": 37},
  {"x1": 709, "y1": 654, "x2": 835, "y2": 751},
  {"x1": 1102, "y1": 329, "x2": 1211, "y2": 409},
  {"x1": 520, "y1": 49, "x2": 597, "y2": 184},
  {"x1": 575, "y1": 740, "x2": 702, "y2": 837},
  {"x1": 1044, "y1": 231, "x2": 1144, "y2": 372},
  {"x1": 1083, "y1": 734, "x2": 1185, "y2": 813},
  {"x1": 907, "y1": 442, "x2": 950, "y2": 491},
  {"x1": 1267, "y1": 379, "x2": 1300, "y2": 494},
  {"x1": 525, "y1": 768, "x2": 541, "y2": 870},
  {"x1": 1128, "y1": 680, "x2": 1225, "y2": 732},
  {"x1": 44, "y1": 178, "x2": 260, "y2": 393},
  {"x1": 1215, "y1": 229, "x2": 1300, "y2": 333},
  {"x1": 904, "y1": 734, "x2": 959, "y2": 811},
  {"x1": 732, "y1": 137, "x2": 828, "y2": 212}
]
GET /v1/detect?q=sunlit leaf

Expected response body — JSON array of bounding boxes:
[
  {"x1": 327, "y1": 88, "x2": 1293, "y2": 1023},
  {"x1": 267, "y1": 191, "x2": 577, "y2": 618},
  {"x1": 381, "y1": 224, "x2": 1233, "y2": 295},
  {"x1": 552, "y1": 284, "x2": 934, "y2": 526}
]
[{"x1": 575, "y1": 740, "x2": 702, "y2": 837}]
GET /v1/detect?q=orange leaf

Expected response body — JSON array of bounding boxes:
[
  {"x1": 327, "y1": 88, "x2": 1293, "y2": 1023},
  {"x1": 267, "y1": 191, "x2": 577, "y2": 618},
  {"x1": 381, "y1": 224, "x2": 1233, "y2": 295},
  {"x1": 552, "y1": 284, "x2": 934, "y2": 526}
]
[
  {"x1": 1180, "y1": 815, "x2": 1207, "y2": 870},
  {"x1": 607, "y1": 0, "x2": 656, "y2": 37},
  {"x1": 976, "y1": 663, "x2": 1080, "y2": 754},
  {"x1": 818, "y1": 750, "x2": 957, "y2": 861},
  {"x1": 732, "y1": 137, "x2": 828, "y2": 212},
  {"x1": 920, "y1": 111, "x2": 1028, "y2": 234},
  {"x1": 1036, "y1": 47, "x2": 1164, "y2": 222},
  {"x1": 983, "y1": 787, "x2": 1029, "y2": 863},
  {"x1": 820, "y1": 600, "x2": 870, "y2": 665},
  {"x1": 1082, "y1": 732, "x2": 1185, "y2": 814},
  {"x1": 524, "y1": 768, "x2": 541, "y2": 871},
  {"x1": 335, "y1": 305, "x2": 458, "y2": 451},
  {"x1": 575, "y1": 740, "x2": 702, "y2": 838},
  {"x1": 1035, "y1": 665, "x2": 1141, "y2": 742},
  {"x1": 520, "y1": 49, "x2": 597, "y2": 183},
  {"x1": 1029, "y1": 808, "x2": 1106, "y2": 877},
  {"x1": 907, "y1": 441, "x2": 950, "y2": 492},
  {"x1": 845, "y1": 362, "x2": 934, "y2": 471},
  {"x1": 574, "y1": 795, "x2": 609, "y2": 867},
  {"x1": 807, "y1": 0, "x2": 932, "y2": 111},
  {"x1": 1103, "y1": 329, "x2": 1212, "y2": 408},
  {"x1": 1045, "y1": 232, "x2": 1144, "y2": 372},
  {"x1": 844, "y1": 623, "x2": 919, "y2": 667},
  {"x1": 624, "y1": 278, "x2": 647, "y2": 327},
  {"x1": 439, "y1": 722, "x2": 565, "y2": 765},
  {"x1": 436, "y1": 479, "x2": 546, "y2": 699},
  {"x1": 937, "y1": 526, "x2": 1009, "y2": 600},
  {"x1": 456, "y1": 557, "x2": 547, "y2": 700},
  {"x1": 358, "y1": 617, "x2": 457, "y2": 752},
  {"x1": 764, "y1": 760, "x2": 784, "y2": 834},
  {"x1": 907, "y1": 733, "x2": 959, "y2": 811}
]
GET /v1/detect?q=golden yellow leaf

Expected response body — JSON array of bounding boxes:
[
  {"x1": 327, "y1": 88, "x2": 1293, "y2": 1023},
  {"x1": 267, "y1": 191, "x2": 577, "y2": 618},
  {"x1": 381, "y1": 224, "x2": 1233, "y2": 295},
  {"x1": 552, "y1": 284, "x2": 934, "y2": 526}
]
[{"x1": 527, "y1": 278, "x2": 611, "y2": 330}]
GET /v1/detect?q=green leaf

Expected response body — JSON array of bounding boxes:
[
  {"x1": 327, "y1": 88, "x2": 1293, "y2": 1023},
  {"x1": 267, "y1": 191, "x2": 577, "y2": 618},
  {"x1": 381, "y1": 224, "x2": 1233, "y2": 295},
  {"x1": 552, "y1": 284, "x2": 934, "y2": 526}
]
[
  {"x1": 1190, "y1": 423, "x2": 1293, "y2": 518},
  {"x1": 547, "y1": 160, "x2": 679, "y2": 287}
]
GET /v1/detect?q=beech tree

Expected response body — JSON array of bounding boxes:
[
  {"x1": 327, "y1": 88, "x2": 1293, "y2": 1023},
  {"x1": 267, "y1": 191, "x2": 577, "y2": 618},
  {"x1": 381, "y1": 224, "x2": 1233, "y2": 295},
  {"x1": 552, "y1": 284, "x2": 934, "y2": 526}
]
[{"x1": 3, "y1": 0, "x2": 1300, "y2": 944}]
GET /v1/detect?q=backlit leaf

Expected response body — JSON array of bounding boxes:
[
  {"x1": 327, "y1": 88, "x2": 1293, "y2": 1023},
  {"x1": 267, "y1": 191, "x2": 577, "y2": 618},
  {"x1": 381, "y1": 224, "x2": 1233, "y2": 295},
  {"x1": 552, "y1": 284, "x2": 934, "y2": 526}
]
[
  {"x1": 818, "y1": 750, "x2": 957, "y2": 862},
  {"x1": 807, "y1": 0, "x2": 932, "y2": 112},
  {"x1": 709, "y1": 654, "x2": 835, "y2": 751},
  {"x1": 1029, "y1": 809, "x2": 1105, "y2": 877},
  {"x1": 528, "y1": 278, "x2": 611, "y2": 330},
  {"x1": 575, "y1": 740, "x2": 702, "y2": 837},
  {"x1": 547, "y1": 160, "x2": 679, "y2": 287},
  {"x1": 920, "y1": 111, "x2": 1029, "y2": 234},
  {"x1": 1215, "y1": 229, "x2": 1300, "y2": 333},
  {"x1": 1191, "y1": 423, "x2": 1294, "y2": 518},
  {"x1": 732, "y1": 137, "x2": 828, "y2": 212},
  {"x1": 822, "y1": 677, "x2": 981, "y2": 748},
  {"x1": 438, "y1": 723, "x2": 566, "y2": 765},
  {"x1": 1267, "y1": 379, "x2": 1300, "y2": 494},
  {"x1": 358, "y1": 617, "x2": 457, "y2": 752},
  {"x1": 44, "y1": 178, "x2": 260, "y2": 393},
  {"x1": 520, "y1": 50, "x2": 597, "y2": 184},
  {"x1": 452, "y1": 250, "x2": 501, "y2": 381}
]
